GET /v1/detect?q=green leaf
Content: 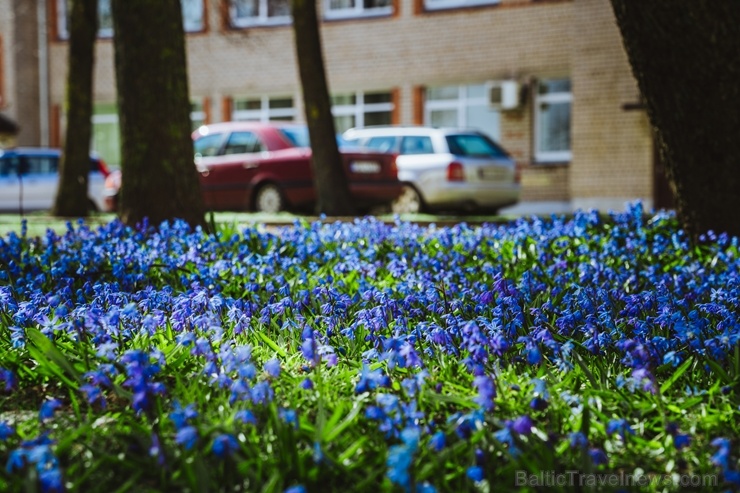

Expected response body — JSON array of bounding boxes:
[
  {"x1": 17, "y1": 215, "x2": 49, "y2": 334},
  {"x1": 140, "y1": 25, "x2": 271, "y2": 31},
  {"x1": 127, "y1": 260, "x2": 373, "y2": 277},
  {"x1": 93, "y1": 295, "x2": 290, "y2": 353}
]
[
  {"x1": 26, "y1": 327, "x2": 82, "y2": 388},
  {"x1": 660, "y1": 357, "x2": 693, "y2": 394}
]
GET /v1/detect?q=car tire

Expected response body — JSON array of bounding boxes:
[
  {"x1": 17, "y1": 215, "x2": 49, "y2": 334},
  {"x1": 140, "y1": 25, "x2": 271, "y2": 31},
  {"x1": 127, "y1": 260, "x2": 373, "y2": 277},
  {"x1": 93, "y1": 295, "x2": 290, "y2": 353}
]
[
  {"x1": 391, "y1": 184, "x2": 424, "y2": 214},
  {"x1": 253, "y1": 183, "x2": 284, "y2": 213}
]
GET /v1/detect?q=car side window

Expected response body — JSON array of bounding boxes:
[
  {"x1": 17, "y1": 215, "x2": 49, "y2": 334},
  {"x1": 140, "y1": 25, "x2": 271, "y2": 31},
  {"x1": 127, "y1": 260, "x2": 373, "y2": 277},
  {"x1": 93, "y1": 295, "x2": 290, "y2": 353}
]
[
  {"x1": 0, "y1": 157, "x2": 17, "y2": 177},
  {"x1": 22, "y1": 157, "x2": 58, "y2": 175},
  {"x1": 365, "y1": 136, "x2": 397, "y2": 153},
  {"x1": 194, "y1": 133, "x2": 225, "y2": 157},
  {"x1": 224, "y1": 132, "x2": 263, "y2": 155},
  {"x1": 401, "y1": 136, "x2": 434, "y2": 155}
]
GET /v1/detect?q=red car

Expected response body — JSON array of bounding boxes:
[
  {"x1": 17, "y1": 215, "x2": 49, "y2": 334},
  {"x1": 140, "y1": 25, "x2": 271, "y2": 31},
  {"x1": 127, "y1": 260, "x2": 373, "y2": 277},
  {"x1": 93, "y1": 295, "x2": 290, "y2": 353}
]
[{"x1": 104, "y1": 122, "x2": 402, "y2": 213}]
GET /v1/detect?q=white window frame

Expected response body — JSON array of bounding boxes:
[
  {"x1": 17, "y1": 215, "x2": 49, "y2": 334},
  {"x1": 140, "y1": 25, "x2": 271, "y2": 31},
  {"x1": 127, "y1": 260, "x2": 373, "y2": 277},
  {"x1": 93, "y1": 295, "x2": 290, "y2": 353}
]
[
  {"x1": 423, "y1": 0, "x2": 499, "y2": 11},
  {"x1": 423, "y1": 84, "x2": 501, "y2": 141},
  {"x1": 232, "y1": 96, "x2": 297, "y2": 122},
  {"x1": 331, "y1": 91, "x2": 394, "y2": 129},
  {"x1": 229, "y1": 0, "x2": 292, "y2": 28},
  {"x1": 322, "y1": 0, "x2": 393, "y2": 21},
  {"x1": 191, "y1": 100, "x2": 206, "y2": 129},
  {"x1": 56, "y1": 0, "x2": 203, "y2": 39},
  {"x1": 534, "y1": 79, "x2": 572, "y2": 163}
]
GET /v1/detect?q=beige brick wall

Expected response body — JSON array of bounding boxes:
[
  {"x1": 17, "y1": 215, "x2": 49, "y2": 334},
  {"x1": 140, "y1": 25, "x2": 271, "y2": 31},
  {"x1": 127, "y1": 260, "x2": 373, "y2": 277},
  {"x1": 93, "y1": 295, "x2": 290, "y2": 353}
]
[
  {"x1": 24, "y1": 0, "x2": 654, "y2": 207},
  {"x1": 570, "y1": 0, "x2": 652, "y2": 208}
]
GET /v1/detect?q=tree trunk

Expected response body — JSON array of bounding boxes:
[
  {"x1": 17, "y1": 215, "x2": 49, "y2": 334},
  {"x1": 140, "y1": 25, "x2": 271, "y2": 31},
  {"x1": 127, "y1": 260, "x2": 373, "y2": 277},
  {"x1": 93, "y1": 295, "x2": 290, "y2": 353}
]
[
  {"x1": 610, "y1": 1, "x2": 740, "y2": 240},
  {"x1": 111, "y1": 0, "x2": 205, "y2": 228},
  {"x1": 54, "y1": 0, "x2": 97, "y2": 217},
  {"x1": 291, "y1": 0, "x2": 355, "y2": 216}
]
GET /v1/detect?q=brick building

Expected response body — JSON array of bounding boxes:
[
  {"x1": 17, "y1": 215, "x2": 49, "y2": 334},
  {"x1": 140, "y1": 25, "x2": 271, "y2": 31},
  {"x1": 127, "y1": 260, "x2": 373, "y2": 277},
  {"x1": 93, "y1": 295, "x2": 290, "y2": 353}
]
[{"x1": 0, "y1": 0, "x2": 663, "y2": 211}]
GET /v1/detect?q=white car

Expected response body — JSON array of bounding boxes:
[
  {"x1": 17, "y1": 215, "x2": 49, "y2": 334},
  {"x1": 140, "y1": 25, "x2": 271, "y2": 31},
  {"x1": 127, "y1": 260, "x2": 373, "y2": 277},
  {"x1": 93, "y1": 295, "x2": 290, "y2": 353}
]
[
  {"x1": 0, "y1": 147, "x2": 109, "y2": 213},
  {"x1": 343, "y1": 126, "x2": 520, "y2": 214}
]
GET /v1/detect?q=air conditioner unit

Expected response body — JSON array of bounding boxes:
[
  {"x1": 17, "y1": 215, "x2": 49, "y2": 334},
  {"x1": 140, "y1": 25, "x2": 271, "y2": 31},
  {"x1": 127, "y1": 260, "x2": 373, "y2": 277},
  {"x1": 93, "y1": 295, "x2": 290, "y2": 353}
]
[{"x1": 487, "y1": 80, "x2": 520, "y2": 110}]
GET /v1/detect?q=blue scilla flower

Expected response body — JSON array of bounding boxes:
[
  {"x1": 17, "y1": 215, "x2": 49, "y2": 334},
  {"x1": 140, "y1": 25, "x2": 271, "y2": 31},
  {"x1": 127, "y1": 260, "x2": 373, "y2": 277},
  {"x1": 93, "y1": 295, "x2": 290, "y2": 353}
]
[
  {"x1": 711, "y1": 438, "x2": 731, "y2": 470},
  {"x1": 511, "y1": 415, "x2": 534, "y2": 435},
  {"x1": 606, "y1": 418, "x2": 635, "y2": 441},
  {"x1": 170, "y1": 402, "x2": 198, "y2": 430},
  {"x1": 387, "y1": 428, "x2": 420, "y2": 491},
  {"x1": 235, "y1": 409, "x2": 257, "y2": 425},
  {"x1": 39, "y1": 399, "x2": 62, "y2": 422},
  {"x1": 284, "y1": 486, "x2": 306, "y2": 493},
  {"x1": 466, "y1": 465, "x2": 484, "y2": 482},
  {"x1": 0, "y1": 421, "x2": 15, "y2": 440},
  {"x1": 589, "y1": 447, "x2": 608, "y2": 466},
  {"x1": 211, "y1": 433, "x2": 240, "y2": 458},
  {"x1": 264, "y1": 358, "x2": 281, "y2": 378},
  {"x1": 0, "y1": 368, "x2": 17, "y2": 391},
  {"x1": 472, "y1": 375, "x2": 496, "y2": 411},
  {"x1": 175, "y1": 426, "x2": 198, "y2": 450},
  {"x1": 568, "y1": 432, "x2": 588, "y2": 449},
  {"x1": 429, "y1": 431, "x2": 445, "y2": 452}
]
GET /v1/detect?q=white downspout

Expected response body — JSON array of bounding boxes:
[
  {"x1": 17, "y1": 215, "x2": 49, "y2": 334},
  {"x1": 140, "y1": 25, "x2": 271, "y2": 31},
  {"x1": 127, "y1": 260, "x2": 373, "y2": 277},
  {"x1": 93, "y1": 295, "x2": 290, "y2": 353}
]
[{"x1": 37, "y1": 0, "x2": 49, "y2": 146}]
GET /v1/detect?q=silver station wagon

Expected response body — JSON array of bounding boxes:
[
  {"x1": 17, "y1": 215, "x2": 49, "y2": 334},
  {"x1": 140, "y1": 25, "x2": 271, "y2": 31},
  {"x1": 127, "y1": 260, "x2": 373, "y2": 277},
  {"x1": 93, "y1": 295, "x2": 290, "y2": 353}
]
[{"x1": 342, "y1": 126, "x2": 520, "y2": 214}]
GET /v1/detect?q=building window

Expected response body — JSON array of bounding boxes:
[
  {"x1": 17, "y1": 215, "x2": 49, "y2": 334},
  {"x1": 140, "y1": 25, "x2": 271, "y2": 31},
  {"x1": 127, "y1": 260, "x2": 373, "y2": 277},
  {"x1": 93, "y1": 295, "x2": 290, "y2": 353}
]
[
  {"x1": 332, "y1": 92, "x2": 393, "y2": 133},
  {"x1": 229, "y1": 0, "x2": 291, "y2": 27},
  {"x1": 56, "y1": 0, "x2": 204, "y2": 40},
  {"x1": 534, "y1": 79, "x2": 572, "y2": 163},
  {"x1": 91, "y1": 103, "x2": 120, "y2": 168},
  {"x1": 423, "y1": 0, "x2": 499, "y2": 11},
  {"x1": 191, "y1": 100, "x2": 207, "y2": 130},
  {"x1": 232, "y1": 96, "x2": 296, "y2": 121},
  {"x1": 424, "y1": 83, "x2": 500, "y2": 141},
  {"x1": 323, "y1": 0, "x2": 393, "y2": 20}
]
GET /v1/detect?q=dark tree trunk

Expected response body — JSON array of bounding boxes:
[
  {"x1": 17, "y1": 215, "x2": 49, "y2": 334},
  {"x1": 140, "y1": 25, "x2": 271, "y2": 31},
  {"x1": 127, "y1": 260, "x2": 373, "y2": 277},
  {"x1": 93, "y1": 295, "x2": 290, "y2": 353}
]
[
  {"x1": 54, "y1": 0, "x2": 97, "y2": 217},
  {"x1": 291, "y1": 0, "x2": 355, "y2": 216},
  {"x1": 111, "y1": 0, "x2": 205, "y2": 228},
  {"x1": 610, "y1": 1, "x2": 740, "y2": 240}
]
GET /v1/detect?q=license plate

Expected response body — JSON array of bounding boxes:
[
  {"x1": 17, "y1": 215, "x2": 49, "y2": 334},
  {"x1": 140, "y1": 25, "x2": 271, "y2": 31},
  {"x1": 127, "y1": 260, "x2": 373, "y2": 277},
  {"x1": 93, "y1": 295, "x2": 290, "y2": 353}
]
[
  {"x1": 479, "y1": 168, "x2": 507, "y2": 180},
  {"x1": 350, "y1": 161, "x2": 381, "y2": 174}
]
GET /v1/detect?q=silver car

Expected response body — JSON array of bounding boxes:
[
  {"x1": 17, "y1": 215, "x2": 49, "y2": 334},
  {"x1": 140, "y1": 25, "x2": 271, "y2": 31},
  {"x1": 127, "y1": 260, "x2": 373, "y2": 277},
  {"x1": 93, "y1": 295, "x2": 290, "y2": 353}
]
[
  {"x1": 342, "y1": 126, "x2": 520, "y2": 214},
  {"x1": 0, "y1": 148, "x2": 109, "y2": 213}
]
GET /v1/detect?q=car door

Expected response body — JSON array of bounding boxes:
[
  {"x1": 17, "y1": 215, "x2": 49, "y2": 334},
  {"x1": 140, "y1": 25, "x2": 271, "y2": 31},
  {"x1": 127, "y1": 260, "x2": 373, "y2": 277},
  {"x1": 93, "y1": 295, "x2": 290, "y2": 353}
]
[
  {"x1": 194, "y1": 132, "x2": 227, "y2": 209},
  {"x1": 197, "y1": 131, "x2": 264, "y2": 210},
  {"x1": 0, "y1": 155, "x2": 20, "y2": 211},
  {"x1": 217, "y1": 131, "x2": 265, "y2": 210},
  {"x1": 21, "y1": 155, "x2": 59, "y2": 211}
]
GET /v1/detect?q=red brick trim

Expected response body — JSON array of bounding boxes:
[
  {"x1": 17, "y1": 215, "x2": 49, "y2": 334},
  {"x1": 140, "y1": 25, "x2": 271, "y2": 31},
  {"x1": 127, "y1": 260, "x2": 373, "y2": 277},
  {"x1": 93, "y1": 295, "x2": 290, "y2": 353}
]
[
  {"x1": 203, "y1": 96, "x2": 212, "y2": 124},
  {"x1": 50, "y1": 104, "x2": 61, "y2": 148},
  {"x1": 412, "y1": 85, "x2": 425, "y2": 125},
  {"x1": 221, "y1": 96, "x2": 233, "y2": 122}
]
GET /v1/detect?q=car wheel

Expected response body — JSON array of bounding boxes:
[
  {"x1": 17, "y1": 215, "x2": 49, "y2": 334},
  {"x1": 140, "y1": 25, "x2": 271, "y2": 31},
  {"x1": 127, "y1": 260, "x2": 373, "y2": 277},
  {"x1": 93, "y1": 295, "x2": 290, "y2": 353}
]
[
  {"x1": 392, "y1": 184, "x2": 423, "y2": 214},
  {"x1": 254, "y1": 183, "x2": 284, "y2": 213}
]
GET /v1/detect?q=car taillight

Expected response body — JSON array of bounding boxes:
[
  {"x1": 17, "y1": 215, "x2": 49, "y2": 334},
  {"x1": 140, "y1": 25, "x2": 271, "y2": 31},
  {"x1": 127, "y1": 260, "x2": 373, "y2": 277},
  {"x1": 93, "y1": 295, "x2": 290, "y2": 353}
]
[
  {"x1": 447, "y1": 161, "x2": 465, "y2": 182},
  {"x1": 390, "y1": 155, "x2": 399, "y2": 177},
  {"x1": 104, "y1": 171, "x2": 121, "y2": 191},
  {"x1": 97, "y1": 158, "x2": 110, "y2": 178}
]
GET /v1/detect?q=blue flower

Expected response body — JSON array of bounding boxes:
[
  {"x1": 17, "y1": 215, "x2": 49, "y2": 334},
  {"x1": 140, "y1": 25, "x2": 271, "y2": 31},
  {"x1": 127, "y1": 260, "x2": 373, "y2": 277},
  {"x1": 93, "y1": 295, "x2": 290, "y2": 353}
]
[
  {"x1": 0, "y1": 421, "x2": 14, "y2": 440},
  {"x1": 511, "y1": 415, "x2": 533, "y2": 435},
  {"x1": 429, "y1": 431, "x2": 446, "y2": 452},
  {"x1": 466, "y1": 465, "x2": 484, "y2": 482},
  {"x1": 284, "y1": 486, "x2": 306, "y2": 493},
  {"x1": 589, "y1": 447, "x2": 608, "y2": 466},
  {"x1": 264, "y1": 358, "x2": 281, "y2": 378},
  {"x1": 39, "y1": 399, "x2": 62, "y2": 422},
  {"x1": 211, "y1": 433, "x2": 240, "y2": 458},
  {"x1": 175, "y1": 426, "x2": 198, "y2": 450}
]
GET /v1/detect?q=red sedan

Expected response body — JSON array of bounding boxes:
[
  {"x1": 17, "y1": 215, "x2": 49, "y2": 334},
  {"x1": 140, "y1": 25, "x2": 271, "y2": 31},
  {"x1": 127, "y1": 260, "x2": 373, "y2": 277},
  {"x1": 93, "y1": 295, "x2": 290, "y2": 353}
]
[{"x1": 104, "y1": 122, "x2": 402, "y2": 213}]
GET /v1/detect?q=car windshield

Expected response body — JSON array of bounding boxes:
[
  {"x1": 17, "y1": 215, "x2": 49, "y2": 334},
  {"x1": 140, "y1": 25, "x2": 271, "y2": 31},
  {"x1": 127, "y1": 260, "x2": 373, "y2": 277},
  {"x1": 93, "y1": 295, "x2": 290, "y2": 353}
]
[
  {"x1": 277, "y1": 126, "x2": 310, "y2": 148},
  {"x1": 446, "y1": 134, "x2": 508, "y2": 158}
]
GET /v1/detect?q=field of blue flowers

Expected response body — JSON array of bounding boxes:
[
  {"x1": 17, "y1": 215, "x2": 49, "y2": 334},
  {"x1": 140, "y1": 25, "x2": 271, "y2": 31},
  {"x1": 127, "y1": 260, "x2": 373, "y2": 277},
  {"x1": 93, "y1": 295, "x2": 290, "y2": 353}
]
[{"x1": 1, "y1": 203, "x2": 739, "y2": 492}]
